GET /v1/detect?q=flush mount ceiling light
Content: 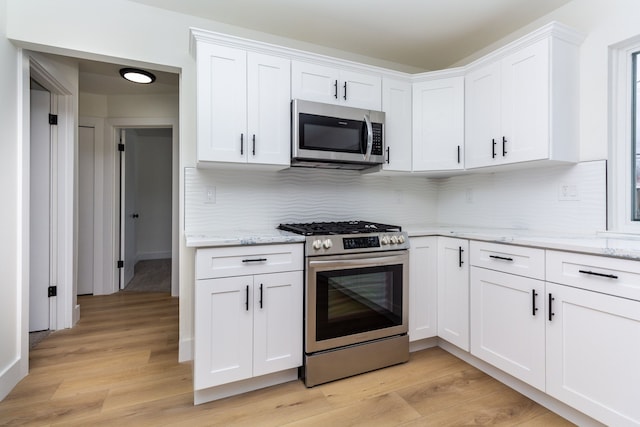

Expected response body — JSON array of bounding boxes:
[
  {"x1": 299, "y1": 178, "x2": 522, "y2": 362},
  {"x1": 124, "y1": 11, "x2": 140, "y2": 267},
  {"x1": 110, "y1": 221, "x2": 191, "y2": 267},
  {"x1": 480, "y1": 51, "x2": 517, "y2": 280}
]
[{"x1": 119, "y1": 67, "x2": 156, "y2": 84}]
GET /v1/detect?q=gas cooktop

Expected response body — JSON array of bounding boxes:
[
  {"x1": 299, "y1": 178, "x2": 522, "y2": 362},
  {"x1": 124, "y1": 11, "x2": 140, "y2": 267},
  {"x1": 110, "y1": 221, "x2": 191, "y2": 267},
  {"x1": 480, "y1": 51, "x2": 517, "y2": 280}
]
[{"x1": 278, "y1": 220, "x2": 402, "y2": 236}]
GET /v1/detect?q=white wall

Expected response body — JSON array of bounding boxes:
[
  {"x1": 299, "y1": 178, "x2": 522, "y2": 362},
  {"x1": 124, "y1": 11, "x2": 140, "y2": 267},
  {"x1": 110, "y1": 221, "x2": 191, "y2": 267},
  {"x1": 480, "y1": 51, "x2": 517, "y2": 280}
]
[
  {"x1": 135, "y1": 130, "x2": 172, "y2": 260},
  {"x1": 0, "y1": 0, "x2": 24, "y2": 401}
]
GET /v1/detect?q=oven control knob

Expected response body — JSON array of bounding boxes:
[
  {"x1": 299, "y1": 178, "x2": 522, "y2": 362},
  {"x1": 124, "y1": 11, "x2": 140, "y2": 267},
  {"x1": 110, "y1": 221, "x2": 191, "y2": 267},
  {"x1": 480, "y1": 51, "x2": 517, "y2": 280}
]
[
  {"x1": 323, "y1": 239, "x2": 333, "y2": 249},
  {"x1": 312, "y1": 239, "x2": 323, "y2": 250},
  {"x1": 390, "y1": 235, "x2": 399, "y2": 244},
  {"x1": 381, "y1": 235, "x2": 390, "y2": 245},
  {"x1": 398, "y1": 235, "x2": 406, "y2": 244}
]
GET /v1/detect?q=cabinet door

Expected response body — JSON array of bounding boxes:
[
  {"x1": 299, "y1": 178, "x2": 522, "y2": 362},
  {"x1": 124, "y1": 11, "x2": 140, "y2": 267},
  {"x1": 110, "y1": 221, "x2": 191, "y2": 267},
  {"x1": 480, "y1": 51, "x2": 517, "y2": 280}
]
[
  {"x1": 413, "y1": 77, "x2": 464, "y2": 171},
  {"x1": 291, "y1": 61, "x2": 341, "y2": 105},
  {"x1": 500, "y1": 38, "x2": 550, "y2": 164},
  {"x1": 340, "y1": 70, "x2": 382, "y2": 110},
  {"x1": 546, "y1": 282, "x2": 640, "y2": 426},
  {"x1": 194, "y1": 277, "x2": 253, "y2": 390},
  {"x1": 465, "y1": 61, "x2": 502, "y2": 169},
  {"x1": 381, "y1": 77, "x2": 412, "y2": 171},
  {"x1": 408, "y1": 236, "x2": 437, "y2": 341},
  {"x1": 247, "y1": 53, "x2": 291, "y2": 166},
  {"x1": 196, "y1": 43, "x2": 247, "y2": 163},
  {"x1": 437, "y1": 238, "x2": 469, "y2": 350},
  {"x1": 253, "y1": 271, "x2": 303, "y2": 377},
  {"x1": 470, "y1": 267, "x2": 545, "y2": 390}
]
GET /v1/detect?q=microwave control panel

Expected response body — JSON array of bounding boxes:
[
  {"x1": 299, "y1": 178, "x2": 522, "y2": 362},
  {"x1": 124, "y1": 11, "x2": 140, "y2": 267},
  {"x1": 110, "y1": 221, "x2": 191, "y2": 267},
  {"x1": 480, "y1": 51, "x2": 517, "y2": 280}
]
[{"x1": 371, "y1": 123, "x2": 383, "y2": 155}]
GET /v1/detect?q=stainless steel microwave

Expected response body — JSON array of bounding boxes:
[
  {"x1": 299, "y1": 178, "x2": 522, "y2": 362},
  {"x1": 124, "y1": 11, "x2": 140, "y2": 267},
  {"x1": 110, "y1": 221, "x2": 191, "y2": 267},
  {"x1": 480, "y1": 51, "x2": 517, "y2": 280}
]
[{"x1": 291, "y1": 99, "x2": 385, "y2": 170}]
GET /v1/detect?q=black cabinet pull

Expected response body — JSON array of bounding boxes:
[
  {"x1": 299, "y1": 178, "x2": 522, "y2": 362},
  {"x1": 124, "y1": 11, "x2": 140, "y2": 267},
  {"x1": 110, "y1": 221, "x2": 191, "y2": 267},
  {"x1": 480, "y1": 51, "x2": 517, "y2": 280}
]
[
  {"x1": 252, "y1": 134, "x2": 256, "y2": 156},
  {"x1": 386, "y1": 146, "x2": 390, "y2": 164},
  {"x1": 242, "y1": 258, "x2": 267, "y2": 263},
  {"x1": 532, "y1": 290, "x2": 538, "y2": 316},
  {"x1": 548, "y1": 293, "x2": 555, "y2": 321},
  {"x1": 502, "y1": 136, "x2": 507, "y2": 156},
  {"x1": 492, "y1": 138, "x2": 496, "y2": 158},
  {"x1": 579, "y1": 269, "x2": 619, "y2": 279},
  {"x1": 457, "y1": 145, "x2": 461, "y2": 164},
  {"x1": 334, "y1": 80, "x2": 338, "y2": 99},
  {"x1": 458, "y1": 246, "x2": 464, "y2": 267},
  {"x1": 343, "y1": 82, "x2": 347, "y2": 100},
  {"x1": 489, "y1": 255, "x2": 514, "y2": 262},
  {"x1": 240, "y1": 133, "x2": 244, "y2": 155},
  {"x1": 259, "y1": 284, "x2": 263, "y2": 309},
  {"x1": 245, "y1": 285, "x2": 249, "y2": 311}
]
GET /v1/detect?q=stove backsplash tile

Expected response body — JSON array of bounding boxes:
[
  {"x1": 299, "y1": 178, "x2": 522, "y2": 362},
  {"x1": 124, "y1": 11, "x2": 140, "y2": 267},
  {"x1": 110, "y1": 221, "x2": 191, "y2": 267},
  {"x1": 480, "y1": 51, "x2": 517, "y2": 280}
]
[{"x1": 185, "y1": 168, "x2": 438, "y2": 233}]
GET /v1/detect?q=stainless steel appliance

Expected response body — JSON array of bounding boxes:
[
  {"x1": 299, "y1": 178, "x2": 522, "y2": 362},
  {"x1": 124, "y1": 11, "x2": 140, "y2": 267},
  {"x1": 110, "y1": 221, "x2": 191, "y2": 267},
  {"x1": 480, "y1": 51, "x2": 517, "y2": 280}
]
[
  {"x1": 278, "y1": 220, "x2": 409, "y2": 387},
  {"x1": 291, "y1": 99, "x2": 385, "y2": 170}
]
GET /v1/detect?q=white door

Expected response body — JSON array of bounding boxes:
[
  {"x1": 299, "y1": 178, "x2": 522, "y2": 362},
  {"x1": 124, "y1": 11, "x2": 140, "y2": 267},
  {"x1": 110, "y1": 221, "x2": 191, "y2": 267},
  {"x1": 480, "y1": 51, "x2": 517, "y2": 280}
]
[
  {"x1": 470, "y1": 267, "x2": 545, "y2": 391},
  {"x1": 194, "y1": 276, "x2": 254, "y2": 390},
  {"x1": 413, "y1": 77, "x2": 465, "y2": 171},
  {"x1": 408, "y1": 236, "x2": 437, "y2": 341},
  {"x1": 253, "y1": 271, "x2": 303, "y2": 376},
  {"x1": 196, "y1": 43, "x2": 247, "y2": 163},
  {"x1": 29, "y1": 87, "x2": 51, "y2": 332},
  {"x1": 246, "y1": 53, "x2": 290, "y2": 166},
  {"x1": 340, "y1": 70, "x2": 382, "y2": 110},
  {"x1": 437, "y1": 237, "x2": 469, "y2": 350},
  {"x1": 77, "y1": 126, "x2": 95, "y2": 295},
  {"x1": 120, "y1": 129, "x2": 137, "y2": 288},
  {"x1": 382, "y1": 77, "x2": 412, "y2": 172},
  {"x1": 546, "y1": 282, "x2": 640, "y2": 426},
  {"x1": 291, "y1": 61, "x2": 341, "y2": 105}
]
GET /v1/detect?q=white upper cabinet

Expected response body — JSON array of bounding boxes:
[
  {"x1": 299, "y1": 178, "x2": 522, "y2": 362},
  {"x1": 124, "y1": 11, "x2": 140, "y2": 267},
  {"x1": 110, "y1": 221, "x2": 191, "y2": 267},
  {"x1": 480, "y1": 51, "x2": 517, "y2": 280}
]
[
  {"x1": 465, "y1": 25, "x2": 582, "y2": 169},
  {"x1": 292, "y1": 61, "x2": 382, "y2": 110},
  {"x1": 381, "y1": 77, "x2": 412, "y2": 172},
  {"x1": 194, "y1": 41, "x2": 291, "y2": 167},
  {"x1": 413, "y1": 74, "x2": 465, "y2": 171}
]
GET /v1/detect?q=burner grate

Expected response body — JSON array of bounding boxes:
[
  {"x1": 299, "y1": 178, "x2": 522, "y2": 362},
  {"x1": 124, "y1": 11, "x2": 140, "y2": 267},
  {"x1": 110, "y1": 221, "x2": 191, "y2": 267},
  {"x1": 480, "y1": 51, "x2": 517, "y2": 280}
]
[{"x1": 278, "y1": 220, "x2": 402, "y2": 236}]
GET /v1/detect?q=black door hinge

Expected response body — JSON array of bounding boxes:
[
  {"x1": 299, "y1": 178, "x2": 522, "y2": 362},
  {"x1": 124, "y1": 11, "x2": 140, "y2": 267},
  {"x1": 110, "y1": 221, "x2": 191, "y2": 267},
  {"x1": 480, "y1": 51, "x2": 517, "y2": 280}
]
[
  {"x1": 118, "y1": 143, "x2": 125, "y2": 152},
  {"x1": 48, "y1": 114, "x2": 58, "y2": 125},
  {"x1": 48, "y1": 286, "x2": 57, "y2": 297},
  {"x1": 117, "y1": 260, "x2": 124, "y2": 269}
]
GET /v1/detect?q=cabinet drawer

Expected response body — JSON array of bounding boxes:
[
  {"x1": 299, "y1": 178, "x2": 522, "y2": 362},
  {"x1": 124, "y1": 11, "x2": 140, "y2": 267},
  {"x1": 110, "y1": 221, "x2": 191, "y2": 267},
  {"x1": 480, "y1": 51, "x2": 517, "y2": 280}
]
[
  {"x1": 470, "y1": 241, "x2": 544, "y2": 280},
  {"x1": 196, "y1": 244, "x2": 303, "y2": 279},
  {"x1": 546, "y1": 250, "x2": 640, "y2": 301}
]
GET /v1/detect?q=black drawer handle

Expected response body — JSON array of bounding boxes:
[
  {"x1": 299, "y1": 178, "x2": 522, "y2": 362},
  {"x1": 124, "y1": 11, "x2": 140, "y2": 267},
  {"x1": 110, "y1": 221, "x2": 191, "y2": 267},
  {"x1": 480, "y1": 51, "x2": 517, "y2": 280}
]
[
  {"x1": 532, "y1": 289, "x2": 538, "y2": 316},
  {"x1": 458, "y1": 246, "x2": 464, "y2": 267},
  {"x1": 259, "y1": 284, "x2": 264, "y2": 309},
  {"x1": 579, "y1": 270, "x2": 619, "y2": 279},
  {"x1": 245, "y1": 285, "x2": 249, "y2": 311},
  {"x1": 491, "y1": 138, "x2": 496, "y2": 159},
  {"x1": 489, "y1": 255, "x2": 514, "y2": 262},
  {"x1": 242, "y1": 258, "x2": 267, "y2": 263},
  {"x1": 548, "y1": 293, "x2": 555, "y2": 321}
]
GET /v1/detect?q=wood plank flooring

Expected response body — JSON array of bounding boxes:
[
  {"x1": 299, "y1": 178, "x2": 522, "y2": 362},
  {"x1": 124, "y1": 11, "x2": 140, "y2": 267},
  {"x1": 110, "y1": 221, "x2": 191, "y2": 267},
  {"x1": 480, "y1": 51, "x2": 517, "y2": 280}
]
[{"x1": 0, "y1": 292, "x2": 575, "y2": 426}]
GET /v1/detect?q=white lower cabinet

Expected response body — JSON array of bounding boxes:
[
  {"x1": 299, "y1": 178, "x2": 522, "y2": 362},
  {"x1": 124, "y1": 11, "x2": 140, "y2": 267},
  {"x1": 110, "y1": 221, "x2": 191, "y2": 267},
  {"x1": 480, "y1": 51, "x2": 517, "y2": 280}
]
[
  {"x1": 469, "y1": 242, "x2": 546, "y2": 391},
  {"x1": 437, "y1": 237, "x2": 469, "y2": 350},
  {"x1": 408, "y1": 236, "x2": 437, "y2": 341},
  {"x1": 194, "y1": 244, "x2": 303, "y2": 399}
]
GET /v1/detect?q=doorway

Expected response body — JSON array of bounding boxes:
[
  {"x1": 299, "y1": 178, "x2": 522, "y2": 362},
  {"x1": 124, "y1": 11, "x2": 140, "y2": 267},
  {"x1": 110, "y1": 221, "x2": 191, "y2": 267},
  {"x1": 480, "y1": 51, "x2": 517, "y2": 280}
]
[{"x1": 118, "y1": 127, "x2": 173, "y2": 293}]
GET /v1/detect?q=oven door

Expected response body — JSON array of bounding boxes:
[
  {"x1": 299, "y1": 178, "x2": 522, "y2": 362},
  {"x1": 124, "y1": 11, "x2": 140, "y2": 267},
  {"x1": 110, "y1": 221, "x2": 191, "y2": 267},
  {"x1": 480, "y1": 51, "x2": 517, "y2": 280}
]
[{"x1": 305, "y1": 250, "x2": 409, "y2": 354}]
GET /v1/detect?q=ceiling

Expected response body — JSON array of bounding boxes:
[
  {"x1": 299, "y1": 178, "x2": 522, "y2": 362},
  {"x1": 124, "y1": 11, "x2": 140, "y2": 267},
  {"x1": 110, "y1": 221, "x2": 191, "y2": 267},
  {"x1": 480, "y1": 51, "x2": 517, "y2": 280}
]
[{"x1": 78, "y1": 0, "x2": 572, "y2": 95}]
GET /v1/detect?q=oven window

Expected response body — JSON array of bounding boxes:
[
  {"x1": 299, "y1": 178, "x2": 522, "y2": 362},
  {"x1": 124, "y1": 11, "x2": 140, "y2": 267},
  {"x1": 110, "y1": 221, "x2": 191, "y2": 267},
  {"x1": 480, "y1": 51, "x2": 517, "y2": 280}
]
[
  {"x1": 299, "y1": 113, "x2": 364, "y2": 153},
  {"x1": 315, "y1": 264, "x2": 403, "y2": 341}
]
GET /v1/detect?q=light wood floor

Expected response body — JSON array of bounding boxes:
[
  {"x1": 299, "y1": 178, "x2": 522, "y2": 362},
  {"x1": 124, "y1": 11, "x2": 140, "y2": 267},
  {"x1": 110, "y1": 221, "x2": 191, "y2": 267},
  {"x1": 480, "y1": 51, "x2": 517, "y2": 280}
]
[{"x1": 0, "y1": 292, "x2": 575, "y2": 426}]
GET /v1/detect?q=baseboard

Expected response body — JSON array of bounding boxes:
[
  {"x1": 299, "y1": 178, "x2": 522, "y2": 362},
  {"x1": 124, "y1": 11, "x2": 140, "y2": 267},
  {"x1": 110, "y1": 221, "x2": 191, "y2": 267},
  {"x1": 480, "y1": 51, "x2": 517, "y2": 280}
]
[
  {"x1": 437, "y1": 340, "x2": 605, "y2": 427},
  {"x1": 0, "y1": 358, "x2": 26, "y2": 401},
  {"x1": 409, "y1": 336, "x2": 439, "y2": 353},
  {"x1": 73, "y1": 304, "x2": 80, "y2": 326}
]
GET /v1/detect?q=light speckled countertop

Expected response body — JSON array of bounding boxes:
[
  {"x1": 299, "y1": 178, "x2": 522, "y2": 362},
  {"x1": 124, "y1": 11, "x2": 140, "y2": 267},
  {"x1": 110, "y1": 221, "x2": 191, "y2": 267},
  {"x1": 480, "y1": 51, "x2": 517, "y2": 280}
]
[{"x1": 186, "y1": 225, "x2": 640, "y2": 260}]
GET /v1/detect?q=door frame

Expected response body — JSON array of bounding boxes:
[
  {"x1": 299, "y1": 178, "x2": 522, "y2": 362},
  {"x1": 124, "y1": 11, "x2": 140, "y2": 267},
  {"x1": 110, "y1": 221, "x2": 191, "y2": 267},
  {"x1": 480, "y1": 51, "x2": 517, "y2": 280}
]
[
  {"x1": 107, "y1": 118, "x2": 179, "y2": 296},
  {"x1": 21, "y1": 51, "x2": 77, "y2": 338}
]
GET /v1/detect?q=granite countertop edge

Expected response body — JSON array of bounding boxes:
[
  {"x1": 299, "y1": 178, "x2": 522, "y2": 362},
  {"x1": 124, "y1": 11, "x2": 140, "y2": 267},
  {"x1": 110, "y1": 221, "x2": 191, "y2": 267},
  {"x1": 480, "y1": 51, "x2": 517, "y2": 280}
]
[{"x1": 185, "y1": 226, "x2": 640, "y2": 260}]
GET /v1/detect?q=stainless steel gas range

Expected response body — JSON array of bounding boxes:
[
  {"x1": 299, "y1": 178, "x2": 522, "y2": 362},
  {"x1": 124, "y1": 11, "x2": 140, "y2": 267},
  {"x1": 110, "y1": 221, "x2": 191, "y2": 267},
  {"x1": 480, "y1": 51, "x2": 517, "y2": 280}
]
[{"x1": 278, "y1": 220, "x2": 410, "y2": 387}]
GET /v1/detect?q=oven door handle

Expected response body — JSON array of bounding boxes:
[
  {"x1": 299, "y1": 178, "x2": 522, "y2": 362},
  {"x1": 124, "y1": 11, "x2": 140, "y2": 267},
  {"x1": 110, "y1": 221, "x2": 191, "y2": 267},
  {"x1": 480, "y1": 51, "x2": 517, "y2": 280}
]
[{"x1": 308, "y1": 254, "x2": 407, "y2": 268}]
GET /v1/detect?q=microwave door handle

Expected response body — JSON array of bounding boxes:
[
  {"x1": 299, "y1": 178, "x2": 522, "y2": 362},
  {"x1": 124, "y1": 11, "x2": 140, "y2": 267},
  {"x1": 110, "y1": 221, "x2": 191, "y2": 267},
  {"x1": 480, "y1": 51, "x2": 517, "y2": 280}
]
[{"x1": 364, "y1": 113, "x2": 373, "y2": 161}]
